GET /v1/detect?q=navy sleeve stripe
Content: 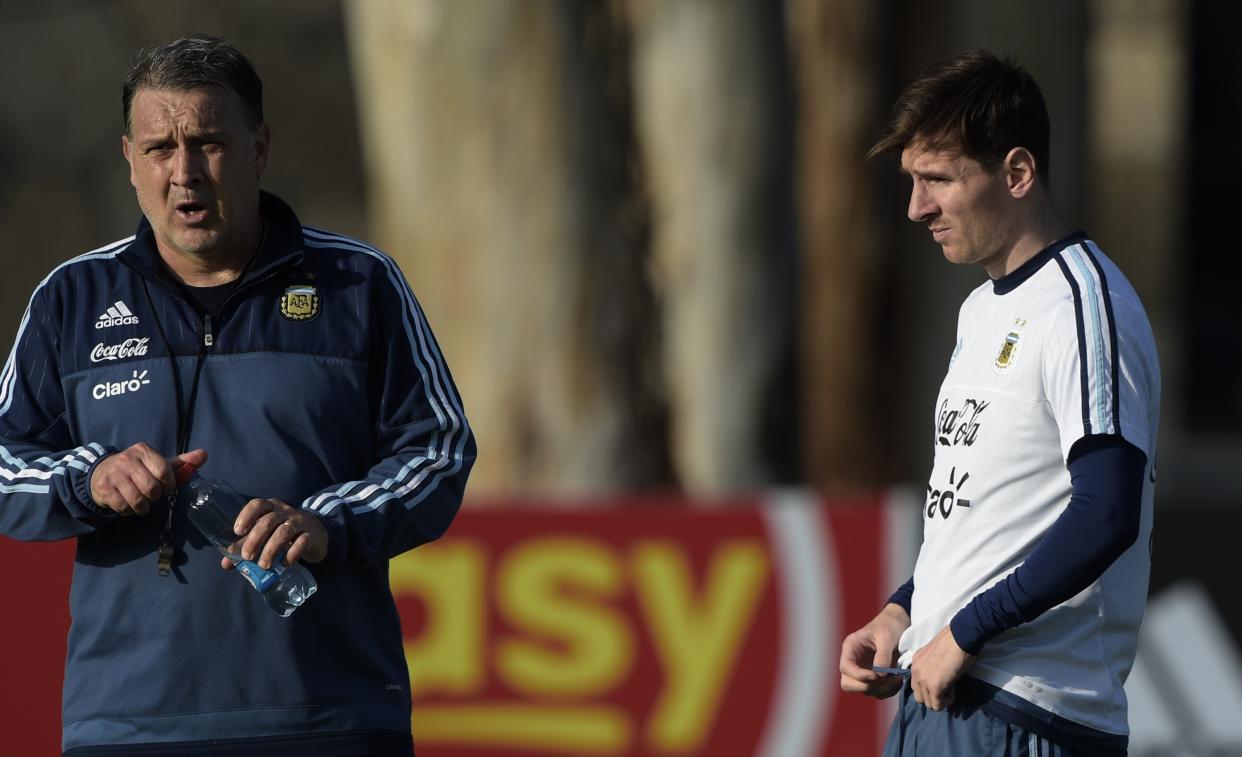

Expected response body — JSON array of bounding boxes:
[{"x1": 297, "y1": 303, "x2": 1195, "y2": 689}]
[
  {"x1": 297, "y1": 227, "x2": 470, "y2": 517},
  {"x1": 1063, "y1": 243, "x2": 1119, "y2": 435},
  {"x1": 1067, "y1": 243, "x2": 1118, "y2": 434},
  {"x1": 1081, "y1": 242, "x2": 1123, "y2": 433},
  {"x1": 1051, "y1": 253, "x2": 1094, "y2": 435}
]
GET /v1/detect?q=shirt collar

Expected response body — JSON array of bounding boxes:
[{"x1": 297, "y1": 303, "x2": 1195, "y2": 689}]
[{"x1": 991, "y1": 231, "x2": 1087, "y2": 295}]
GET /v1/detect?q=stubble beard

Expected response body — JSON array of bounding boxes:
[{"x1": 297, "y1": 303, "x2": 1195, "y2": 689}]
[{"x1": 157, "y1": 212, "x2": 227, "y2": 261}]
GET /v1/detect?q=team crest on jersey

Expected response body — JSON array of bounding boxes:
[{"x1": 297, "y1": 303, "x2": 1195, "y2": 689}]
[
  {"x1": 993, "y1": 330, "x2": 1021, "y2": 372},
  {"x1": 280, "y1": 285, "x2": 320, "y2": 322},
  {"x1": 993, "y1": 321, "x2": 1025, "y2": 373}
]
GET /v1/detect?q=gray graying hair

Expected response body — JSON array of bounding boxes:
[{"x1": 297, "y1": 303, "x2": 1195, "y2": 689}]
[{"x1": 122, "y1": 34, "x2": 264, "y2": 134}]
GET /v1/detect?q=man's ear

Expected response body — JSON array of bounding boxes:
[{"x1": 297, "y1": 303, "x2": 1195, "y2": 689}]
[
  {"x1": 1004, "y1": 147, "x2": 1038, "y2": 199},
  {"x1": 122, "y1": 134, "x2": 138, "y2": 189},
  {"x1": 253, "y1": 123, "x2": 271, "y2": 178}
]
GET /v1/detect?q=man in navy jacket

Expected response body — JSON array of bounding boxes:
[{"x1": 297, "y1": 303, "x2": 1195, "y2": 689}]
[{"x1": 0, "y1": 35, "x2": 474, "y2": 756}]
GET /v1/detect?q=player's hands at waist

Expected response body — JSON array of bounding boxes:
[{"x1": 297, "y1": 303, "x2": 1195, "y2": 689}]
[
  {"x1": 89, "y1": 444, "x2": 208, "y2": 516},
  {"x1": 910, "y1": 624, "x2": 975, "y2": 711},
  {"x1": 839, "y1": 603, "x2": 911, "y2": 699},
  {"x1": 226, "y1": 497, "x2": 329, "y2": 570}
]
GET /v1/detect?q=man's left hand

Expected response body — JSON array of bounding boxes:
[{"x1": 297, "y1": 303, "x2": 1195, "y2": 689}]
[
  {"x1": 910, "y1": 625, "x2": 974, "y2": 711},
  {"x1": 226, "y1": 498, "x2": 329, "y2": 571}
]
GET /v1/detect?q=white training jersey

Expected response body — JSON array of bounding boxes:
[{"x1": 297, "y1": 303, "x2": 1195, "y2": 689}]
[{"x1": 896, "y1": 237, "x2": 1161, "y2": 736}]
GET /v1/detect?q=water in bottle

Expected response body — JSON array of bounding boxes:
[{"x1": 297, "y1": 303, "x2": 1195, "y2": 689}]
[{"x1": 176, "y1": 463, "x2": 318, "y2": 616}]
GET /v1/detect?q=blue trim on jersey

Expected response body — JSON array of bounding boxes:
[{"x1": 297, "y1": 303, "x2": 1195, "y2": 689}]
[
  {"x1": 1051, "y1": 255, "x2": 1093, "y2": 435},
  {"x1": 1065, "y1": 246, "x2": 1110, "y2": 433},
  {"x1": 990, "y1": 232, "x2": 1085, "y2": 295},
  {"x1": 1081, "y1": 244, "x2": 1123, "y2": 434}
]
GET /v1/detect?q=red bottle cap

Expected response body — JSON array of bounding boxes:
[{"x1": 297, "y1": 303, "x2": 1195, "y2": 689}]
[{"x1": 174, "y1": 461, "x2": 199, "y2": 486}]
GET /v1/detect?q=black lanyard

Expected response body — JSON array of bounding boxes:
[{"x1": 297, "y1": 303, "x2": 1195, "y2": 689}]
[
  {"x1": 140, "y1": 226, "x2": 263, "y2": 576},
  {"x1": 142, "y1": 278, "x2": 210, "y2": 576}
]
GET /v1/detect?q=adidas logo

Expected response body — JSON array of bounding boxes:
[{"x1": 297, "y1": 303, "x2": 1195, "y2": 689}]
[{"x1": 95, "y1": 301, "x2": 139, "y2": 329}]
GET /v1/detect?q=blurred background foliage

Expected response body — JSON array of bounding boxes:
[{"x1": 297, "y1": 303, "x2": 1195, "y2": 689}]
[{"x1": 1, "y1": 0, "x2": 1236, "y2": 505}]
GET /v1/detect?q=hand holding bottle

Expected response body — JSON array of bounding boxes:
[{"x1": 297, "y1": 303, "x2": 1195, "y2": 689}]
[
  {"x1": 172, "y1": 461, "x2": 329, "y2": 571},
  {"x1": 230, "y1": 496, "x2": 330, "y2": 570},
  {"x1": 175, "y1": 463, "x2": 322, "y2": 616}
]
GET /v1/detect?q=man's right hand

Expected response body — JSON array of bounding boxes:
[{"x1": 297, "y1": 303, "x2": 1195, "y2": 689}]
[
  {"x1": 89, "y1": 444, "x2": 208, "y2": 516},
  {"x1": 839, "y1": 603, "x2": 911, "y2": 698}
]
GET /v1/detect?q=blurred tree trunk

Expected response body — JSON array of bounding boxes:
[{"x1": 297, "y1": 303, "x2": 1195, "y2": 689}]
[
  {"x1": 1088, "y1": 0, "x2": 1185, "y2": 426},
  {"x1": 626, "y1": 0, "x2": 795, "y2": 493},
  {"x1": 344, "y1": 0, "x2": 668, "y2": 496},
  {"x1": 786, "y1": 0, "x2": 885, "y2": 486}
]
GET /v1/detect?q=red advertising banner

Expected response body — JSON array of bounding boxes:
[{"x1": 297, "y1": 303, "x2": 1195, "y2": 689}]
[
  {"x1": 0, "y1": 536, "x2": 72, "y2": 755},
  {"x1": 0, "y1": 492, "x2": 912, "y2": 756}
]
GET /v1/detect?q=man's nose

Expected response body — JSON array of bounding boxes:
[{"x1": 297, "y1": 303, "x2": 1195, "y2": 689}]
[
  {"x1": 907, "y1": 183, "x2": 936, "y2": 223},
  {"x1": 170, "y1": 147, "x2": 202, "y2": 186}
]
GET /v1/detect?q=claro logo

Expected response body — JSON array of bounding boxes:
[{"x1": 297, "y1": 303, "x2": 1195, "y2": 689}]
[{"x1": 92, "y1": 369, "x2": 151, "y2": 400}]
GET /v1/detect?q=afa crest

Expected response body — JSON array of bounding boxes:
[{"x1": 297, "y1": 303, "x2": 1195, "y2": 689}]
[
  {"x1": 993, "y1": 328, "x2": 1022, "y2": 373},
  {"x1": 280, "y1": 285, "x2": 320, "y2": 322}
]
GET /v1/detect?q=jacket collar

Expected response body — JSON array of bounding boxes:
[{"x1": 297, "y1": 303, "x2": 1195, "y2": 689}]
[{"x1": 118, "y1": 191, "x2": 305, "y2": 285}]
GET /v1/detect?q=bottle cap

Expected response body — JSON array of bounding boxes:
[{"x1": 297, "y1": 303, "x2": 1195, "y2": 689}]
[{"x1": 174, "y1": 461, "x2": 199, "y2": 486}]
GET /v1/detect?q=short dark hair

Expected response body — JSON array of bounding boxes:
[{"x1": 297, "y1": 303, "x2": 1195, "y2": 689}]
[
  {"x1": 869, "y1": 50, "x2": 1051, "y2": 181},
  {"x1": 122, "y1": 34, "x2": 264, "y2": 134}
]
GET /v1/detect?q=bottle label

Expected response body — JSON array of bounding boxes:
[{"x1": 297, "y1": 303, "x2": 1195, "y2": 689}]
[{"x1": 235, "y1": 558, "x2": 282, "y2": 593}]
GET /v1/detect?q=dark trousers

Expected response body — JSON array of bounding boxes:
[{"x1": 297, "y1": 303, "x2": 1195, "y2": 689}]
[
  {"x1": 63, "y1": 730, "x2": 413, "y2": 757},
  {"x1": 883, "y1": 683, "x2": 1088, "y2": 757}
]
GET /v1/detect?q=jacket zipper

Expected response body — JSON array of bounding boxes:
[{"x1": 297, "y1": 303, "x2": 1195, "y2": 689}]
[{"x1": 150, "y1": 262, "x2": 290, "y2": 576}]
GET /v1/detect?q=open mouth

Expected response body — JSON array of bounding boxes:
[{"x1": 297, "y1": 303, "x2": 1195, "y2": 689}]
[{"x1": 175, "y1": 200, "x2": 210, "y2": 224}]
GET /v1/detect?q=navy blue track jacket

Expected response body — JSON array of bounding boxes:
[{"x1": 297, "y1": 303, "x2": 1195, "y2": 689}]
[{"x1": 0, "y1": 192, "x2": 475, "y2": 751}]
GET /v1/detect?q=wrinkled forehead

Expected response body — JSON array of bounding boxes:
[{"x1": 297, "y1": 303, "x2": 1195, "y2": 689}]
[{"x1": 129, "y1": 85, "x2": 246, "y2": 133}]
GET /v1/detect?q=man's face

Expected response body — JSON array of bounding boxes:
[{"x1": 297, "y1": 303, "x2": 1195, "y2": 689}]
[
  {"x1": 900, "y1": 141, "x2": 1014, "y2": 274},
  {"x1": 122, "y1": 86, "x2": 269, "y2": 261}
]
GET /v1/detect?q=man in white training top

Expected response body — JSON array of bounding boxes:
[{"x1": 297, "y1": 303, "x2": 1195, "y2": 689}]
[{"x1": 839, "y1": 50, "x2": 1161, "y2": 757}]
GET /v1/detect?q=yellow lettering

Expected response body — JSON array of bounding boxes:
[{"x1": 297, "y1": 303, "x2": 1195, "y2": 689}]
[
  {"x1": 495, "y1": 537, "x2": 634, "y2": 697},
  {"x1": 632, "y1": 539, "x2": 769, "y2": 752},
  {"x1": 413, "y1": 704, "x2": 632, "y2": 755},
  {"x1": 390, "y1": 541, "x2": 487, "y2": 696}
]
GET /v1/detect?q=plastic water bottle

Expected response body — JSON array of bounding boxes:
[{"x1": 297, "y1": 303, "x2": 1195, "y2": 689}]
[{"x1": 176, "y1": 463, "x2": 318, "y2": 616}]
